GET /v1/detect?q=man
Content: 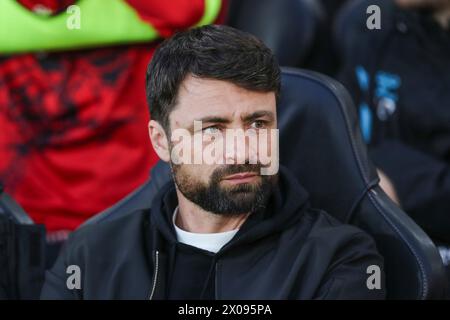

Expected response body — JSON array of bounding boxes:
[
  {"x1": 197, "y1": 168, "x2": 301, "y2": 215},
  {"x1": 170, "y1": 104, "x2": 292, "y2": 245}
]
[
  {"x1": 41, "y1": 25, "x2": 385, "y2": 300},
  {"x1": 338, "y1": 0, "x2": 450, "y2": 244}
]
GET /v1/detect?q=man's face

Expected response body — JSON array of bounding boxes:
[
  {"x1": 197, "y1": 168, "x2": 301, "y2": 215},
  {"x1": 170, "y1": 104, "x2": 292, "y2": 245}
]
[{"x1": 166, "y1": 75, "x2": 278, "y2": 215}]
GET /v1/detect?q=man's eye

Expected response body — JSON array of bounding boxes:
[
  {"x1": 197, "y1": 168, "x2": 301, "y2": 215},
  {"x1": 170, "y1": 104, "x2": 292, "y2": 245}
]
[
  {"x1": 203, "y1": 126, "x2": 221, "y2": 134},
  {"x1": 250, "y1": 120, "x2": 266, "y2": 129}
]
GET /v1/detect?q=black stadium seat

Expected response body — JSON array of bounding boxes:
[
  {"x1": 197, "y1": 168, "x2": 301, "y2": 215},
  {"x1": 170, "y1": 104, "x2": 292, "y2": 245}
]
[
  {"x1": 226, "y1": 0, "x2": 323, "y2": 68},
  {"x1": 82, "y1": 68, "x2": 448, "y2": 299}
]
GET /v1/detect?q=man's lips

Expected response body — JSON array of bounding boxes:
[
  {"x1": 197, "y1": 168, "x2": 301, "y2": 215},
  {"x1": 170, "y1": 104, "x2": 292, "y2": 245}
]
[{"x1": 222, "y1": 172, "x2": 259, "y2": 184}]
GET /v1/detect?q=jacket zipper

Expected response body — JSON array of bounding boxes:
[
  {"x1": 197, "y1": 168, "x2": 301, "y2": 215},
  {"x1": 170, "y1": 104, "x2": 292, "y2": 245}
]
[
  {"x1": 148, "y1": 250, "x2": 159, "y2": 300},
  {"x1": 215, "y1": 262, "x2": 219, "y2": 300}
]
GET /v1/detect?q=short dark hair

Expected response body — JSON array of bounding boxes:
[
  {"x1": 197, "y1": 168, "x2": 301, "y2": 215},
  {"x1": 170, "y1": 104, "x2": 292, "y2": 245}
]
[{"x1": 146, "y1": 24, "x2": 281, "y2": 132}]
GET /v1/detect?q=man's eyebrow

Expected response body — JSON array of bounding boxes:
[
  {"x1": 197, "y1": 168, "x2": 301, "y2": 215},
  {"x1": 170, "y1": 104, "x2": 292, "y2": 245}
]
[
  {"x1": 186, "y1": 111, "x2": 275, "y2": 132},
  {"x1": 241, "y1": 111, "x2": 275, "y2": 122},
  {"x1": 185, "y1": 116, "x2": 231, "y2": 132},
  {"x1": 195, "y1": 116, "x2": 231, "y2": 124}
]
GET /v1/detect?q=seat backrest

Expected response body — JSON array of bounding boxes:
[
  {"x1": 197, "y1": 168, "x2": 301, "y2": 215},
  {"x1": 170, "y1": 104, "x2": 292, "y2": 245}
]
[
  {"x1": 83, "y1": 68, "x2": 448, "y2": 299},
  {"x1": 226, "y1": 0, "x2": 323, "y2": 67}
]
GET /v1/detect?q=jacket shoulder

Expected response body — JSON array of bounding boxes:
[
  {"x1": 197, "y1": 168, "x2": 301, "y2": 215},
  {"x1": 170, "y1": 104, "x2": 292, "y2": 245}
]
[
  {"x1": 304, "y1": 208, "x2": 377, "y2": 246},
  {"x1": 41, "y1": 209, "x2": 151, "y2": 299},
  {"x1": 69, "y1": 209, "x2": 149, "y2": 252},
  {"x1": 296, "y1": 209, "x2": 386, "y2": 299}
]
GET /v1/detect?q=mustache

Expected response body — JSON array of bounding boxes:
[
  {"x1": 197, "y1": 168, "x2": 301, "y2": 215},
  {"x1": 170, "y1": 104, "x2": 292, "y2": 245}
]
[{"x1": 213, "y1": 163, "x2": 262, "y2": 180}]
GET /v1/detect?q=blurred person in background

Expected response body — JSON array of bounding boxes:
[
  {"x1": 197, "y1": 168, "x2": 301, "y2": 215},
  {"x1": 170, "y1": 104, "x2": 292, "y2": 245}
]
[
  {"x1": 0, "y1": 0, "x2": 227, "y2": 266},
  {"x1": 339, "y1": 0, "x2": 450, "y2": 246}
]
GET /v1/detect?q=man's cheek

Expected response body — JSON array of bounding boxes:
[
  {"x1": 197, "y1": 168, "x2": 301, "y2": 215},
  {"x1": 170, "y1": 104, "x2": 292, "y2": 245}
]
[
  {"x1": 258, "y1": 129, "x2": 279, "y2": 176},
  {"x1": 170, "y1": 128, "x2": 192, "y2": 165}
]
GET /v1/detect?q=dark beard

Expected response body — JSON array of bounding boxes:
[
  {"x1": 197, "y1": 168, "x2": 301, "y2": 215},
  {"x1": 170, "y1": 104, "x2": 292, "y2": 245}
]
[{"x1": 172, "y1": 163, "x2": 277, "y2": 215}]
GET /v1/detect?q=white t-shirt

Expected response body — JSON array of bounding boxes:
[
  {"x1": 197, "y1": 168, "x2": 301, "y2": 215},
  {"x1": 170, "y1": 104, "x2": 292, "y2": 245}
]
[{"x1": 172, "y1": 206, "x2": 238, "y2": 253}]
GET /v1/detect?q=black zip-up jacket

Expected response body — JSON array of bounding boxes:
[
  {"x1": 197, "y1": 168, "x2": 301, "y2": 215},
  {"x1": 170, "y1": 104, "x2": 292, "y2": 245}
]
[
  {"x1": 338, "y1": 3, "x2": 450, "y2": 242},
  {"x1": 40, "y1": 166, "x2": 385, "y2": 299}
]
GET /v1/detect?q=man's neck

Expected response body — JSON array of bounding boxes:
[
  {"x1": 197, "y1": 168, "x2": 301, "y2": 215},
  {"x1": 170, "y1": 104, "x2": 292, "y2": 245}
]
[
  {"x1": 175, "y1": 189, "x2": 250, "y2": 233},
  {"x1": 433, "y1": 5, "x2": 450, "y2": 30}
]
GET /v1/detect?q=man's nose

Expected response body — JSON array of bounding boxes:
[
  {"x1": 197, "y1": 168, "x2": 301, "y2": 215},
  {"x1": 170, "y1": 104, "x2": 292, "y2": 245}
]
[{"x1": 224, "y1": 131, "x2": 258, "y2": 164}]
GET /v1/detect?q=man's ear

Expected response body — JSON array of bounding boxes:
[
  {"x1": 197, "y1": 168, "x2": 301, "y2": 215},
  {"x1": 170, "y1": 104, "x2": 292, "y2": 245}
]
[{"x1": 148, "y1": 120, "x2": 171, "y2": 162}]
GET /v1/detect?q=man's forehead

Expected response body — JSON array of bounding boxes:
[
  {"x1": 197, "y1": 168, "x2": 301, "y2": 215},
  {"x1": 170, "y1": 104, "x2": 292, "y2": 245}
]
[{"x1": 171, "y1": 75, "x2": 276, "y2": 124}]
